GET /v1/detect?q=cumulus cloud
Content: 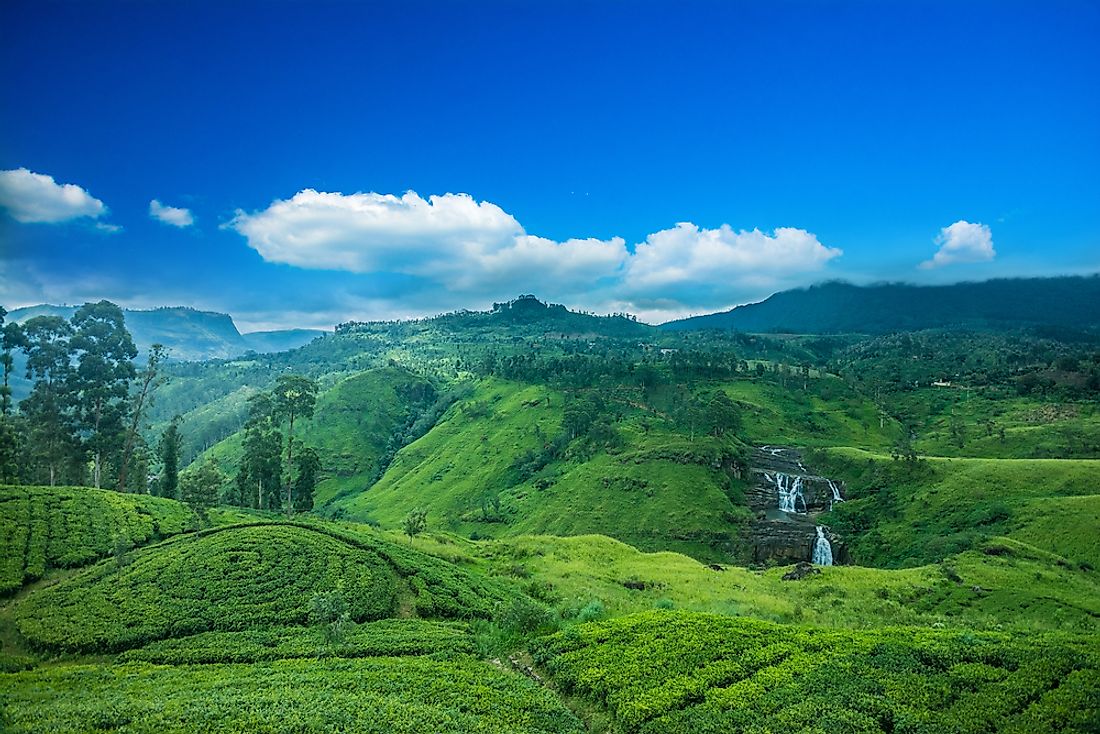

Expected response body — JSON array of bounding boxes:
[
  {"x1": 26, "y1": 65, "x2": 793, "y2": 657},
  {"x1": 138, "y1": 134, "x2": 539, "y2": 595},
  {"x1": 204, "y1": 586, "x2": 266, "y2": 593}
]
[
  {"x1": 0, "y1": 167, "x2": 107, "y2": 224},
  {"x1": 149, "y1": 199, "x2": 194, "y2": 227},
  {"x1": 228, "y1": 187, "x2": 843, "y2": 321},
  {"x1": 920, "y1": 220, "x2": 995, "y2": 269},
  {"x1": 228, "y1": 189, "x2": 628, "y2": 297}
]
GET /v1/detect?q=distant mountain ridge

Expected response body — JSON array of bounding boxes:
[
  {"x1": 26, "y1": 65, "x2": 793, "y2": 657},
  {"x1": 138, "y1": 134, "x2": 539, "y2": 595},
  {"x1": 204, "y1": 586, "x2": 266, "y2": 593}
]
[
  {"x1": 7, "y1": 304, "x2": 325, "y2": 361},
  {"x1": 661, "y1": 276, "x2": 1100, "y2": 334}
]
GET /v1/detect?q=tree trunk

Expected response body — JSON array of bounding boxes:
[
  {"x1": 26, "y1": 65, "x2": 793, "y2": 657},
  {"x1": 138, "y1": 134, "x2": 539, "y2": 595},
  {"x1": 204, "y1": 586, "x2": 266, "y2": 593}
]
[{"x1": 285, "y1": 415, "x2": 295, "y2": 515}]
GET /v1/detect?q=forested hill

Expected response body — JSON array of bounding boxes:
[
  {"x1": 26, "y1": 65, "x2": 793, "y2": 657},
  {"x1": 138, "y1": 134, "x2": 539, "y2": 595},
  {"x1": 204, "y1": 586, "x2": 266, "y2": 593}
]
[
  {"x1": 8, "y1": 304, "x2": 325, "y2": 361},
  {"x1": 661, "y1": 276, "x2": 1100, "y2": 334}
]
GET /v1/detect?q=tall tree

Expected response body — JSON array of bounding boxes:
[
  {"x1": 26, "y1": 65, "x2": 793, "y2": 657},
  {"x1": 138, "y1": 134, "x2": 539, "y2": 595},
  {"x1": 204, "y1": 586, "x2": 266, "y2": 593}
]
[
  {"x1": 117, "y1": 344, "x2": 165, "y2": 492},
  {"x1": 69, "y1": 302, "x2": 137, "y2": 488},
  {"x1": 271, "y1": 375, "x2": 317, "y2": 514},
  {"x1": 291, "y1": 444, "x2": 321, "y2": 512},
  {"x1": 157, "y1": 418, "x2": 183, "y2": 499},
  {"x1": 21, "y1": 316, "x2": 78, "y2": 486},
  {"x1": 234, "y1": 392, "x2": 282, "y2": 510},
  {"x1": 0, "y1": 308, "x2": 26, "y2": 484}
]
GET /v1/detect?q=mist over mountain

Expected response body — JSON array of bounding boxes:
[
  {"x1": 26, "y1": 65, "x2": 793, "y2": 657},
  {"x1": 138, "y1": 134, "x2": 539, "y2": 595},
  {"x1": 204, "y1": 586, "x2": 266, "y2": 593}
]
[{"x1": 661, "y1": 276, "x2": 1100, "y2": 334}]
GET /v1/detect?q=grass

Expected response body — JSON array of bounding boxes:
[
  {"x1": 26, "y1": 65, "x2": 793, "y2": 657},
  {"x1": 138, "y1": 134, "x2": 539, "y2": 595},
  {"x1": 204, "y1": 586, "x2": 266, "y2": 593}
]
[
  {"x1": 0, "y1": 485, "x2": 196, "y2": 596},
  {"x1": 484, "y1": 534, "x2": 1100, "y2": 632},
  {"x1": 816, "y1": 448, "x2": 1100, "y2": 569}
]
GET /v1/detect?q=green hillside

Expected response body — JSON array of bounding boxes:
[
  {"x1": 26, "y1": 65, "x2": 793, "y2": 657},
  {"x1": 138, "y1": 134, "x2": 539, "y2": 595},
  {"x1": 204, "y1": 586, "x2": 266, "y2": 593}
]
[{"x1": 817, "y1": 449, "x2": 1100, "y2": 569}]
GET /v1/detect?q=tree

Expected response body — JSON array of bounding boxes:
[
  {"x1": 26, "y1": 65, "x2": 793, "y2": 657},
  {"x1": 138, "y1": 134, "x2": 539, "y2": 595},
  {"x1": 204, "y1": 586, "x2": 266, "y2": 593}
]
[
  {"x1": 403, "y1": 507, "x2": 427, "y2": 542},
  {"x1": 272, "y1": 375, "x2": 318, "y2": 514},
  {"x1": 309, "y1": 587, "x2": 350, "y2": 646},
  {"x1": 234, "y1": 391, "x2": 283, "y2": 510},
  {"x1": 20, "y1": 315, "x2": 79, "y2": 486},
  {"x1": 292, "y1": 444, "x2": 321, "y2": 512},
  {"x1": 157, "y1": 418, "x2": 183, "y2": 499},
  {"x1": 69, "y1": 302, "x2": 137, "y2": 488},
  {"x1": 0, "y1": 308, "x2": 25, "y2": 483},
  {"x1": 179, "y1": 458, "x2": 225, "y2": 512},
  {"x1": 117, "y1": 344, "x2": 166, "y2": 492}
]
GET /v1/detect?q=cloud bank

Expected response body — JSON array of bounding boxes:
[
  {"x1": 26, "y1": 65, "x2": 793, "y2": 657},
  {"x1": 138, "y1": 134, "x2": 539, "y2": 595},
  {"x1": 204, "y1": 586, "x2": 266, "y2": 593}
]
[
  {"x1": 0, "y1": 168, "x2": 108, "y2": 224},
  {"x1": 149, "y1": 199, "x2": 194, "y2": 227},
  {"x1": 921, "y1": 220, "x2": 995, "y2": 269},
  {"x1": 229, "y1": 188, "x2": 842, "y2": 320}
]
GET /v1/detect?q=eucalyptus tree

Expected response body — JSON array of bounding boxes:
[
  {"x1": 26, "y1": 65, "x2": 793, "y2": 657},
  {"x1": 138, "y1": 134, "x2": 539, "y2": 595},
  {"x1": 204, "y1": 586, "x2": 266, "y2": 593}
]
[
  {"x1": 117, "y1": 344, "x2": 166, "y2": 492},
  {"x1": 234, "y1": 391, "x2": 283, "y2": 510},
  {"x1": 157, "y1": 417, "x2": 183, "y2": 499},
  {"x1": 20, "y1": 315, "x2": 78, "y2": 485},
  {"x1": 271, "y1": 375, "x2": 317, "y2": 513},
  {"x1": 0, "y1": 308, "x2": 25, "y2": 483},
  {"x1": 69, "y1": 301, "x2": 137, "y2": 488}
]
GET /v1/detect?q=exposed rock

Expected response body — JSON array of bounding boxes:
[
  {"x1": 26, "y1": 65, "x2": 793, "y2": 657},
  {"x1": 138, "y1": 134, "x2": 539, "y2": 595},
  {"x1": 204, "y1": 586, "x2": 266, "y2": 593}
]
[
  {"x1": 745, "y1": 446, "x2": 849, "y2": 566},
  {"x1": 707, "y1": 564, "x2": 725, "y2": 572},
  {"x1": 783, "y1": 562, "x2": 821, "y2": 581}
]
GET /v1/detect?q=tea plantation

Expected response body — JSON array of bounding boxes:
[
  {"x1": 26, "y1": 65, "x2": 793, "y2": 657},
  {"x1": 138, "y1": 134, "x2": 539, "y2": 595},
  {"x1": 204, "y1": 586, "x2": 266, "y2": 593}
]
[
  {"x1": 533, "y1": 610, "x2": 1100, "y2": 733},
  {"x1": 0, "y1": 485, "x2": 196, "y2": 595}
]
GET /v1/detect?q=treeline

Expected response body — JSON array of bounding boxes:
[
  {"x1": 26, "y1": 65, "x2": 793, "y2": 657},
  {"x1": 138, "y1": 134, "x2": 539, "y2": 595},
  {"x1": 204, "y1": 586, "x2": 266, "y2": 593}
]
[{"x1": 0, "y1": 302, "x2": 163, "y2": 491}]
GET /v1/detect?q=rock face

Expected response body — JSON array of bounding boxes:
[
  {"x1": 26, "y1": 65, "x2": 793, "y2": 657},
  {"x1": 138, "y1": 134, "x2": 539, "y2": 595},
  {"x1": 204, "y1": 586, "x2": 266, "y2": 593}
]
[
  {"x1": 746, "y1": 446, "x2": 849, "y2": 566},
  {"x1": 782, "y1": 561, "x2": 821, "y2": 581}
]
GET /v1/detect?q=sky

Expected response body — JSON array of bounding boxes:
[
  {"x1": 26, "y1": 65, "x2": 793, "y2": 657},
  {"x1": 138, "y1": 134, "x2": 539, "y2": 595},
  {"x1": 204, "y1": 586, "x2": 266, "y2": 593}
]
[{"x1": 1, "y1": 0, "x2": 1098, "y2": 331}]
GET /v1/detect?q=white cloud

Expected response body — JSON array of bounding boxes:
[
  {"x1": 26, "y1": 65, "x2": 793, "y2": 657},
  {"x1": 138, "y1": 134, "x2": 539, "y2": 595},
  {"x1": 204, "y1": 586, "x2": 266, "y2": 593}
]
[
  {"x1": 0, "y1": 167, "x2": 107, "y2": 224},
  {"x1": 624, "y1": 222, "x2": 842, "y2": 295},
  {"x1": 228, "y1": 187, "x2": 843, "y2": 322},
  {"x1": 920, "y1": 220, "x2": 995, "y2": 269},
  {"x1": 149, "y1": 199, "x2": 194, "y2": 227}
]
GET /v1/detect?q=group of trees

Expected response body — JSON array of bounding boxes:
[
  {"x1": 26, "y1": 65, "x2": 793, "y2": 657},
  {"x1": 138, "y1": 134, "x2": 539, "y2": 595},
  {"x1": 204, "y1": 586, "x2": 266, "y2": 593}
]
[
  {"x1": 225, "y1": 375, "x2": 320, "y2": 513},
  {"x1": 0, "y1": 303, "x2": 165, "y2": 491}
]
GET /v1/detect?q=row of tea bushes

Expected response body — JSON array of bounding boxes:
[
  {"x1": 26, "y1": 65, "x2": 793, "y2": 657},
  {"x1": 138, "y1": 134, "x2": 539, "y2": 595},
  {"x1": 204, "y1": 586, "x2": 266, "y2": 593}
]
[{"x1": 118, "y1": 619, "x2": 476, "y2": 664}]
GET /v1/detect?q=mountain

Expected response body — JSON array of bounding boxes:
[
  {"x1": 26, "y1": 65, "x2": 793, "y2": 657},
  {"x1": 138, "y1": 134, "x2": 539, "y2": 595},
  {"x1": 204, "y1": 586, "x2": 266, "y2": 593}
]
[
  {"x1": 7, "y1": 304, "x2": 324, "y2": 361},
  {"x1": 661, "y1": 275, "x2": 1100, "y2": 334}
]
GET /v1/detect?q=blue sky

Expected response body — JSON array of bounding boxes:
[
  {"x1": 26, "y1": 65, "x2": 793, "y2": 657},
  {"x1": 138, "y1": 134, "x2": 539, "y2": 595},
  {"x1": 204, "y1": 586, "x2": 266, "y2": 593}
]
[{"x1": 1, "y1": 0, "x2": 1097, "y2": 329}]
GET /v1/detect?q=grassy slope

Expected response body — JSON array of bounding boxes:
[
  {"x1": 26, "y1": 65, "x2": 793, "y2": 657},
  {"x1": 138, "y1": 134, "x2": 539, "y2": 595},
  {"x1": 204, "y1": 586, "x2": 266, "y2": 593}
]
[
  {"x1": 818, "y1": 448, "x2": 1100, "y2": 569},
  {"x1": 336, "y1": 379, "x2": 751, "y2": 561},
  {"x1": 336, "y1": 375, "x2": 896, "y2": 561},
  {"x1": 719, "y1": 375, "x2": 899, "y2": 450},
  {"x1": 486, "y1": 534, "x2": 1100, "y2": 632},
  {"x1": 895, "y1": 388, "x2": 1100, "y2": 459}
]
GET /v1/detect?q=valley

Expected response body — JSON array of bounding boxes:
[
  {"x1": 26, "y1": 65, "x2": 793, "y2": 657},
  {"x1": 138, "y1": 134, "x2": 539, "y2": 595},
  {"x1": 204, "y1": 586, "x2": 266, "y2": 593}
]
[{"x1": 1, "y1": 290, "x2": 1098, "y2": 732}]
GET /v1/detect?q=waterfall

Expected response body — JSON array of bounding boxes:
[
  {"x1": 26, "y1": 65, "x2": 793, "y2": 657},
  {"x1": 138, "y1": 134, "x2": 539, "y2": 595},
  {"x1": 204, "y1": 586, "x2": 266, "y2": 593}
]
[
  {"x1": 770, "y1": 472, "x2": 806, "y2": 514},
  {"x1": 812, "y1": 526, "x2": 834, "y2": 566},
  {"x1": 827, "y1": 479, "x2": 843, "y2": 509}
]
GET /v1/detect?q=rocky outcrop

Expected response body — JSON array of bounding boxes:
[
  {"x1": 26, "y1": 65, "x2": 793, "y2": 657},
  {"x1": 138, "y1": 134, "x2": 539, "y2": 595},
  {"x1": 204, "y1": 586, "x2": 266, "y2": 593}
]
[
  {"x1": 782, "y1": 561, "x2": 821, "y2": 581},
  {"x1": 746, "y1": 446, "x2": 849, "y2": 566}
]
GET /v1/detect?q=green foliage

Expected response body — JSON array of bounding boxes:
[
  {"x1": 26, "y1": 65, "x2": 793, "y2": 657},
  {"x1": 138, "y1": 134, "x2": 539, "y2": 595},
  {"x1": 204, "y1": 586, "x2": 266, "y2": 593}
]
[
  {"x1": 308, "y1": 586, "x2": 350, "y2": 644},
  {"x1": 117, "y1": 619, "x2": 476, "y2": 664},
  {"x1": 0, "y1": 656, "x2": 584, "y2": 733},
  {"x1": 533, "y1": 610, "x2": 1100, "y2": 733},
  {"x1": 12, "y1": 524, "x2": 398, "y2": 652},
  {"x1": 0, "y1": 484, "x2": 195, "y2": 595},
  {"x1": 155, "y1": 417, "x2": 182, "y2": 498},
  {"x1": 403, "y1": 507, "x2": 427, "y2": 540},
  {"x1": 179, "y1": 458, "x2": 226, "y2": 511}
]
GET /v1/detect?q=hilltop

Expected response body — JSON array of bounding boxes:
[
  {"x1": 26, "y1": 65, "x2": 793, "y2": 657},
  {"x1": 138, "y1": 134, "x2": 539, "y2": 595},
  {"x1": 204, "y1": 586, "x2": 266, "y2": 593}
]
[{"x1": 662, "y1": 275, "x2": 1100, "y2": 334}]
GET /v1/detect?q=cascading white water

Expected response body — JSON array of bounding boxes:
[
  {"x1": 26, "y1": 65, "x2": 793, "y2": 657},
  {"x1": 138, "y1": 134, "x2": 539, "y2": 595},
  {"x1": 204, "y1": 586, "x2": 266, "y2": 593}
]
[
  {"x1": 769, "y1": 472, "x2": 806, "y2": 513},
  {"x1": 812, "y1": 526, "x2": 833, "y2": 566},
  {"x1": 826, "y1": 479, "x2": 843, "y2": 509}
]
